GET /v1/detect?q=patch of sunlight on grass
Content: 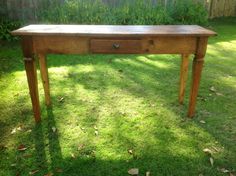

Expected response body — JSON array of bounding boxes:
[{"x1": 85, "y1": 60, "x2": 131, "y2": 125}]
[
  {"x1": 49, "y1": 66, "x2": 69, "y2": 75},
  {"x1": 218, "y1": 76, "x2": 236, "y2": 89},
  {"x1": 208, "y1": 40, "x2": 236, "y2": 54}
]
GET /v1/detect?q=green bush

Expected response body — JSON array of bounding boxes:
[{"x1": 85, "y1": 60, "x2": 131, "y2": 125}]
[
  {"x1": 1, "y1": 0, "x2": 208, "y2": 41},
  {"x1": 169, "y1": 0, "x2": 208, "y2": 25},
  {"x1": 0, "y1": 18, "x2": 21, "y2": 41},
  {"x1": 38, "y1": 0, "x2": 208, "y2": 25}
]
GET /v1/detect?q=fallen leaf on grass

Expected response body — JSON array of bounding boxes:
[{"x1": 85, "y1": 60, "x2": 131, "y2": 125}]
[
  {"x1": 58, "y1": 97, "x2": 64, "y2": 102},
  {"x1": 210, "y1": 157, "x2": 214, "y2": 166},
  {"x1": 128, "y1": 149, "x2": 133, "y2": 155},
  {"x1": 128, "y1": 168, "x2": 139, "y2": 175},
  {"x1": 230, "y1": 173, "x2": 235, "y2": 176},
  {"x1": 209, "y1": 86, "x2": 216, "y2": 92},
  {"x1": 200, "y1": 120, "x2": 206, "y2": 124},
  {"x1": 203, "y1": 148, "x2": 212, "y2": 155},
  {"x1": 80, "y1": 127, "x2": 86, "y2": 132},
  {"x1": 212, "y1": 146, "x2": 220, "y2": 152},
  {"x1": 17, "y1": 144, "x2": 27, "y2": 151},
  {"x1": 29, "y1": 170, "x2": 39, "y2": 175},
  {"x1": 146, "y1": 171, "x2": 151, "y2": 176},
  {"x1": 11, "y1": 128, "x2": 17, "y2": 134},
  {"x1": 94, "y1": 126, "x2": 98, "y2": 130},
  {"x1": 218, "y1": 167, "x2": 230, "y2": 173},
  {"x1": 44, "y1": 173, "x2": 53, "y2": 176},
  {"x1": 11, "y1": 126, "x2": 22, "y2": 134},
  {"x1": 11, "y1": 163, "x2": 17, "y2": 167},
  {"x1": 216, "y1": 92, "x2": 224, "y2": 96},
  {"x1": 52, "y1": 127, "x2": 57, "y2": 133},
  {"x1": 71, "y1": 153, "x2": 75, "y2": 159}
]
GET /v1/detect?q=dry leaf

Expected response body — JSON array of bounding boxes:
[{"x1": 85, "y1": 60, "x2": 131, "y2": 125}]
[
  {"x1": 203, "y1": 148, "x2": 212, "y2": 155},
  {"x1": 17, "y1": 126, "x2": 22, "y2": 131},
  {"x1": 128, "y1": 168, "x2": 139, "y2": 175},
  {"x1": 11, "y1": 126, "x2": 22, "y2": 134},
  {"x1": 218, "y1": 168, "x2": 230, "y2": 173},
  {"x1": 128, "y1": 149, "x2": 133, "y2": 155},
  {"x1": 209, "y1": 86, "x2": 216, "y2": 92},
  {"x1": 52, "y1": 127, "x2": 57, "y2": 133},
  {"x1": 44, "y1": 173, "x2": 53, "y2": 176},
  {"x1": 146, "y1": 171, "x2": 151, "y2": 176},
  {"x1": 216, "y1": 92, "x2": 224, "y2": 96},
  {"x1": 212, "y1": 146, "x2": 220, "y2": 152},
  {"x1": 29, "y1": 170, "x2": 39, "y2": 175},
  {"x1": 71, "y1": 153, "x2": 75, "y2": 159},
  {"x1": 80, "y1": 127, "x2": 85, "y2": 131},
  {"x1": 11, "y1": 128, "x2": 17, "y2": 134},
  {"x1": 210, "y1": 157, "x2": 214, "y2": 166},
  {"x1": 95, "y1": 130, "x2": 98, "y2": 136},
  {"x1": 230, "y1": 173, "x2": 235, "y2": 176},
  {"x1": 58, "y1": 97, "x2": 64, "y2": 102},
  {"x1": 26, "y1": 129, "x2": 32, "y2": 133},
  {"x1": 17, "y1": 144, "x2": 27, "y2": 151},
  {"x1": 200, "y1": 120, "x2": 206, "y2": 124}
]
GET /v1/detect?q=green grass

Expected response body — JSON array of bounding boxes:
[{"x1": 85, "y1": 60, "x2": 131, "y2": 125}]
[{"x1": 0, "y1": 18, "x2": 236, "y2": 176}]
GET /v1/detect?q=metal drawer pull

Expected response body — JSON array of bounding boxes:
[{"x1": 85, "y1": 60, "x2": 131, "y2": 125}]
[{"x1": 112, "y1": 43, "x2": 120, "y2": 49}]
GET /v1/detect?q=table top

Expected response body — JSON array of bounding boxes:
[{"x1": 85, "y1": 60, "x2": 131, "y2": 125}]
[{"x1": 11, "y1": 25, "x2": 216, "y2": 37}]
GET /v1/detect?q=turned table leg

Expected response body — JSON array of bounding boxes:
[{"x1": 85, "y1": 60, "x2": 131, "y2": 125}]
[
  {"x1": 38, "y1": 53, "x2": 51, "y2": 106},
  {"x1": 179, "y1": 54, "x2": 190, "y2": 104},
  {"x1": 188, "y1": 37, "x2": 208, "y2": 117},
  {"x1": 22, "y1": 37, "x2": 41, "y2": 122}
]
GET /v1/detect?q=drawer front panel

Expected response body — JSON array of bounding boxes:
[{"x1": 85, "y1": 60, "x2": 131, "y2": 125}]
[
  {"x1": 143, "y1": 37, "x2": 197, "y2": 54},
  {"x1": 90, "y1": 39, "x2": 142, "y2": 54}
]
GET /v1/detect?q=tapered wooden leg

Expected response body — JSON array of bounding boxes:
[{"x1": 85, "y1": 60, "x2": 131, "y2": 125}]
[
  {"x1": 188, "y1": 37, "x2": 208, "y2": 118},
  {"x1": 24, "y1": 57, "x2": 41, "y2": 122},
  {"x1": 38, "y1": 53, "x2": 51, "y2": 106},
  {"x1": 22, "y1": 36, "x2": 41, "y2": 122},
  {"x1": 179, "y1": 54, "x2": 189, "y2": 104},
  {"x1": 188, "y1": 56, "x2": 204, "y2": 117}
]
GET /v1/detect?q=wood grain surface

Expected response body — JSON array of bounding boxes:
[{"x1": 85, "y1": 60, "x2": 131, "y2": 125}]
[{"x1": 12, "y1": 25, "x2": 216, "y2": 37}]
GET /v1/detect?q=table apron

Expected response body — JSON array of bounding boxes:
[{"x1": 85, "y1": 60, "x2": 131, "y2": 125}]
[{"x1": 32, "y1": 36, "x2": 198, "y2": 55}]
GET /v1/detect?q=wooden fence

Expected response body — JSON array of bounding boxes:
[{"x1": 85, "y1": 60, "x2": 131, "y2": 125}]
[{"x1": 1, "y1": 0, "x2": 235, "y2": 22}]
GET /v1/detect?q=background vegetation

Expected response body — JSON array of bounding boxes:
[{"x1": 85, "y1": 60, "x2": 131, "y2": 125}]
[{"x1": 0, "y1": 0, "x2": 208, "y2": 41}]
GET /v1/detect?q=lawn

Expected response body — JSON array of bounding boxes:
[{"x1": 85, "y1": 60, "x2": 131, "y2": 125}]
[{"x1": 0, "y1": 18, "x2": 236, "y2": 176}]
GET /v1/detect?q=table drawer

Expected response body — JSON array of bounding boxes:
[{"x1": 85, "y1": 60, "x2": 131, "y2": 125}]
[{"x1": 90, "y1": 39, "x2": 142, "y2": 54}]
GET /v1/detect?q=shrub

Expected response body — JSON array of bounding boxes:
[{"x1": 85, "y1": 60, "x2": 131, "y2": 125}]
[
  {"x1": 38, "y1": 0, "x2": 208, "y2": 25},
  {"x1": 0, "y1": 18, "x2": 21, "y2": 41},
  {"x1": 1, "y1": 0, "x2": 208, "y2": 42},
  {"x1": 169, "y1": 0, "x2": 208, "y2": 25}
]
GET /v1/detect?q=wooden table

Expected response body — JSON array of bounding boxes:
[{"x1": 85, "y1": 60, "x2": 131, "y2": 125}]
[{"x1": 12, "y1": 25, "x2": 216, "y2": 122}]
